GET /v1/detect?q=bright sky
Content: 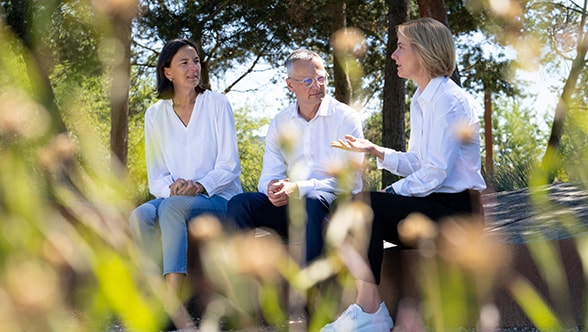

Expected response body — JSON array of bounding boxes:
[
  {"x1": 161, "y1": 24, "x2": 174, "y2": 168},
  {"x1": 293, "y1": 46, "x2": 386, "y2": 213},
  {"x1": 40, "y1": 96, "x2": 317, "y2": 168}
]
[
  {"x1": 214, "y1": 58, "x2": 385, "y2": 125},
  {"x1": 213, "y1": 60, "x2": 290, "y2": 118},
  {"x1": 215, "y1": 57, "x2": 560, "y2": 135}
]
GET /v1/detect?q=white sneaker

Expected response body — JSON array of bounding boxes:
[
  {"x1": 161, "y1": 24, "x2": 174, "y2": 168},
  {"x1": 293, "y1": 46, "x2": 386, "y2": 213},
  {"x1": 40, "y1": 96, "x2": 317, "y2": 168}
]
[{"x1": 320, "y1": 301, "x2": 394, "y2": 332}]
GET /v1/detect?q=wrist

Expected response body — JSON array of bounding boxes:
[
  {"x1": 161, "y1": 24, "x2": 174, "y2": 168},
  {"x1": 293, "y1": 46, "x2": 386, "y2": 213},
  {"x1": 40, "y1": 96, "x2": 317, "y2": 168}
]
[
  {"x1": 196, "y1": 182, "x2": 207, "y2": 195},
  {"x1": 370, "y1": 145, "x2": 384, "y2": 160},
  {"x1": 385, "y1": 185, "x2": 396, "y2": 195}
]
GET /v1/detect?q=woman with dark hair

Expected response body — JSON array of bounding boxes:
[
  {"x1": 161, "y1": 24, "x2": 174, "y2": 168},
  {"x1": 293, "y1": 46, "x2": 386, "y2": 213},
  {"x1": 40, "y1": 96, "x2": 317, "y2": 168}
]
[
  {"x1": 129, "y1": 38, "x2": 242, "y2": 330},
  {"x1": 323, "y1": 17, "x2": 486, "y2": 331}
]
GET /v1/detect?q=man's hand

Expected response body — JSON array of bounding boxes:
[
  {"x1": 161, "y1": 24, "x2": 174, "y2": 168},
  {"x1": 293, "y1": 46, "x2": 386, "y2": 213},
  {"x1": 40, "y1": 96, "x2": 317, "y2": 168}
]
[{"x1": 267, "y1": 179, "x2": 298, "y2": 207}]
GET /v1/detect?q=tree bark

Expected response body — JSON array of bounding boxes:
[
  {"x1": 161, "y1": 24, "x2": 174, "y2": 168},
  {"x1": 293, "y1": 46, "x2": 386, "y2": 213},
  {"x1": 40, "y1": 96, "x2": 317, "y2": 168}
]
[
  {"x1": 382, "y1": 0, "x2": 408, "y2": 188},
  {"x1": 5, "y1": 0, "x2": 67, "y2": 135},
  {"x1": 416, "y1": 0, "x2": 461, "y2": 86},
  {"x1": 416, "y1": 0, "x2": 449, "y2": 25},
  {"x1": 541, "y1": 0, "x2": 588, "y2": 181},
  {"x1": 484, "y1": 89, "x2": 495, "y2": 191},
  {"x1": 332, "y1": 0, "x2": 352, "y2": 105},
  {"x1": 109, "y1": 13, "x2": 134, "y2": 168}
]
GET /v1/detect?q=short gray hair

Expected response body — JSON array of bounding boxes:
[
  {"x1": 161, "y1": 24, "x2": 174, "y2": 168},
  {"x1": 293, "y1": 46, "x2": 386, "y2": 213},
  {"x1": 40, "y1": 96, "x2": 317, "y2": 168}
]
[{"x1": 285, "y1": 48, "x2": 324, "y2": 77}]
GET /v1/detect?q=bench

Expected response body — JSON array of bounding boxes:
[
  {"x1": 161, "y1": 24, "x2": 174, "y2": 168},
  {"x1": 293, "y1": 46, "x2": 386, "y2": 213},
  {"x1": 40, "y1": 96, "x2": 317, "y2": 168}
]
[
  {"x1": 182, "y1": 183, "x2": 588, "y2": 329},
  {"x1": 378, "y1": 183, "x2": 588, "y2": 329}
]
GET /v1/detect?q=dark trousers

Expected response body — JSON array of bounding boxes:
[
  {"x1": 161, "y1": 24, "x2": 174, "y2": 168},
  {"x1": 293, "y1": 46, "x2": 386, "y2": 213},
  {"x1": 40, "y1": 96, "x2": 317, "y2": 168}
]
[
  {"x1": 227, "y1": 190, "x2": 337, "y2": 264},
  {"x1": 358, "y1": 190, "x2": 475, "y2": 284}
]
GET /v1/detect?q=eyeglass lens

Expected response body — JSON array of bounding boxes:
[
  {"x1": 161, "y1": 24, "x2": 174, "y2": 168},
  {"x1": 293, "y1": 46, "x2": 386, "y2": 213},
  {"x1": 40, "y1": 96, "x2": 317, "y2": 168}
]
[{"x1": 301, "y1": 76, "x2": 326, "y2": 88}]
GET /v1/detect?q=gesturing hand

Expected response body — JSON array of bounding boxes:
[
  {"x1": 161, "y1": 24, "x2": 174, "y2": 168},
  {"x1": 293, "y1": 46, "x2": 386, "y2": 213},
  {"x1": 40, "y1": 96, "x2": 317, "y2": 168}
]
[
  {"x1": 331, "y1": 135, "x2": 386, "y2": 160},
  {"x1": 331, "y1": 135, "x2": 374, "y2": 152}
]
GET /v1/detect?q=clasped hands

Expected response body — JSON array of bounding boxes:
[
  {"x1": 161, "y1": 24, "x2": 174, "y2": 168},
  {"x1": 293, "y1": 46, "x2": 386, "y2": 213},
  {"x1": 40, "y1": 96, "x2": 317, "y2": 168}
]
[
  {"x1": 267, "y1": 179, "x2": 299, "y2": 207},
  {"x1": 170, "y1": 178, "x2": 205, "y2": 196}
]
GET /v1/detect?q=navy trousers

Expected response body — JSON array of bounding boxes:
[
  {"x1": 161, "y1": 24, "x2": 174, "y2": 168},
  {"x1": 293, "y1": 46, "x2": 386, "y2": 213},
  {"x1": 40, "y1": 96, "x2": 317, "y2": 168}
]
[{"x1": 227, "y1": 190, "x2": 337, "y2": 264}]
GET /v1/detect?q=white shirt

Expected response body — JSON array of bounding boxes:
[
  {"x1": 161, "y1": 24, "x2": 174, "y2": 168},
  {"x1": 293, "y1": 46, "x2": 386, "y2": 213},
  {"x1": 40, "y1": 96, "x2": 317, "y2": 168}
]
[
  {"x1": 258, "y1": 95, "x2": 364, "y2": 196},
  {"x1": 144, "y1": 90, "x2": 242, "y2": 200},
  {"x1": 380, "y1": 77, "x2": 487, "y2": 196}
]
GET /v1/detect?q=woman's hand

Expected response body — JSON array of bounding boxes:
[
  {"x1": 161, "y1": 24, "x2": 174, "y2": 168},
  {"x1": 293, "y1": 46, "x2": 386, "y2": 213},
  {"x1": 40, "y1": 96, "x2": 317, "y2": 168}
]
[
  {"x1": 331, "y1": 135, "x2": 386, "y2": 160},
  {"x1": 331, "y1": 135, "x2": 374, "y2": 152},
  {"x1": 170, "y1": 179, "x2": 206, "y2": 196},
  {"x1": 169, "y1": 179, "x2": 186, "y2": 196}
]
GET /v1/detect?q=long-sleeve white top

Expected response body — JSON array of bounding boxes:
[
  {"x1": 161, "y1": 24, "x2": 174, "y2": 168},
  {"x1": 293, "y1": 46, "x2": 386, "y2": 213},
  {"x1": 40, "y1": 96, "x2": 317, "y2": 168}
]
[
  {"x1": 258, "y1": 95, "x2": 364, "y2": 196},
  {"x1": 380, "y1": 76, "x2": 487, "y2": 197},
  {"x1": 144, "y1": 90, "x2": 242, "y2": 200}
]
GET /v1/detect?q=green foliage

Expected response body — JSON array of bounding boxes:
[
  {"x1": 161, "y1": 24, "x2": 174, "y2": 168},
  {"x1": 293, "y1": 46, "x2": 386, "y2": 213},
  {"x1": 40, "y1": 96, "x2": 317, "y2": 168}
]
[
  {"x1": 558, "y1": 106, "x2": 588, "y2": 184},
  {"x1": 127, "y1": 67, "x2": 157, "y2": 204},
  {"x1": 488, "y1": 97, "x2": 549, "y2": 191},
  {"x1": 233, "y1": 106, "x2": 270, "y2": 193},
  {"x1": 134, "y1": 0, "x2": 390, "y2": 105},
  {"x1": 362, "y1": 111, "x2": 383, "y2": 190},
  {"x1": 1, "y1": 2, "x2": 166, "y2": 331}
]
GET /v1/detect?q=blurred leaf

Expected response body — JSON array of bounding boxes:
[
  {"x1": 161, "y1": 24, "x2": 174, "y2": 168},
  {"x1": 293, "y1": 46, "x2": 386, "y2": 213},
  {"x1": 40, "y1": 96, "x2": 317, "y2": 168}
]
[{"x1": 508, "y1": 275, "x2": 561, "y2": 329}]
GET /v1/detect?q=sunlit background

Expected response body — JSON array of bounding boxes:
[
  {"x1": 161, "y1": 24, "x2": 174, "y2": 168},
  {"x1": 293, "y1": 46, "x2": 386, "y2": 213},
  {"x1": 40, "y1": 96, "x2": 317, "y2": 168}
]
[{"x1": 1, "y1": 0, "x2": 587, "y2": 331}]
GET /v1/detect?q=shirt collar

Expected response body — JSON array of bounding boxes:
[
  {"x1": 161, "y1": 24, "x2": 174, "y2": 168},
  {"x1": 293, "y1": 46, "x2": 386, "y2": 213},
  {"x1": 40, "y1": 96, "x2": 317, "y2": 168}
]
[
  {"x1": 417, "y1": 76, "x2": 445, "y2": 104},
  {"x1": 289, "y1": 95, "x2": 334, "y2": 119}
]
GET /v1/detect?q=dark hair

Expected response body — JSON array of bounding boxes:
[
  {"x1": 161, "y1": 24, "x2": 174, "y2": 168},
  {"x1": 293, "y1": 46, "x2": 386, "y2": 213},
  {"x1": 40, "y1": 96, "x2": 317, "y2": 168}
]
[{"x1": 156, "y1": 39, "x2": 207, "y2": 99}]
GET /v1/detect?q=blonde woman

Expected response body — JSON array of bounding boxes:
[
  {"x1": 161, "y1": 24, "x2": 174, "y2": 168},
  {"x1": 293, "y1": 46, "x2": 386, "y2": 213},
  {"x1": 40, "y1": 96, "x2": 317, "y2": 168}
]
[{"x1": 324, "y1": 17, "x2": 486, "y2": 332}]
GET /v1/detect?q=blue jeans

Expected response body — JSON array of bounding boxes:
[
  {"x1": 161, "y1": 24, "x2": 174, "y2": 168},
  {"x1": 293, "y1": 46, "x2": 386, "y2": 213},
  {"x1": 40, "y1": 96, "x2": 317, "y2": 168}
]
[
  {"x1": 129, "y1": 195, "x2": 228, "y2": 275},
  {"x1": 227, "y1": 190, "x2": 336, "y2": 264}
]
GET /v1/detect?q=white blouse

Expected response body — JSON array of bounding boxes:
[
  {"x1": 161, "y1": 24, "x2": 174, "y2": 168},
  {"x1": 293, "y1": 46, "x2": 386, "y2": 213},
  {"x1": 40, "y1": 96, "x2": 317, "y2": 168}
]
[
  {"x1": 144, "y1": 90, "x2": 242, "y2": 200},
  {"x1": 380, "y1": 77, "x2": 487, "y2": 196}
]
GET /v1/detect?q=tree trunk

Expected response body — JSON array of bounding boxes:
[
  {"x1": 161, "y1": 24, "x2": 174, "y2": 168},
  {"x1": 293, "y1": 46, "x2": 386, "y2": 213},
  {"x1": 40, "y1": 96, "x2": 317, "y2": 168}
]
[
  {"x1": 416, "y1": 0, "x2": 461, "y2": 86},
  {"x1": 331, "y1": 0, "x2": 352, "y2": 105},
  {"x1": 109, "y1": 13, "x2": 133, "y2": 168},
  {"x1": 5, "y1": 0, "x2": 67, "y2": 135},
  {"x1": 541, "y1": 1, "x2": 588, "y2": 182},
  {"x1": 416, "y1": 0, "x2": 449, "y2": 25},
  {"x1": 382, "y1": 0, "x2": 408, "y2": 188},
  {"x1": 484, "y1": 88, "x2": 495, "y2": 191}
]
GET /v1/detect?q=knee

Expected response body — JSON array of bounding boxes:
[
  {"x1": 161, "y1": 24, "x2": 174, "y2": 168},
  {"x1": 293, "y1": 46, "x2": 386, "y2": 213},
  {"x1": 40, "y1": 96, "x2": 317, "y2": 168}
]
[
  {"x1": 227, "y1": 193, "x2": 251, "y2": 216},
  {"x1": 130, "y1": 204, "x2": 155, "y2": 227},
  {"x1": 129, "y1": 205, "x2": 156, "y2": 240},
  {"x1": 227, "y1": 193, "x2": 258, "y2": 228},
  {"x1": 158, "y1": 196, "x2": 187, "y2": 216}
]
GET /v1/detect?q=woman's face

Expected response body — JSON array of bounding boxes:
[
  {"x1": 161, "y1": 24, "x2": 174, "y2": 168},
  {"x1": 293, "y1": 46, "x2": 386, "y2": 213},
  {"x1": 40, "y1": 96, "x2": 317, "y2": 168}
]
[
  {"x1": 164, "y1": 45, "x2": 201, "y2": 90},
  {"x1": 391, "y1": 34, "x2": 421, "y2": 81}
]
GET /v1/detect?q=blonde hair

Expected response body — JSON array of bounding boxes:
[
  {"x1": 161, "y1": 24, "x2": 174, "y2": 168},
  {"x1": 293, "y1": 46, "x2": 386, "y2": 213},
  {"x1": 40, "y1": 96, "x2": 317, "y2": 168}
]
[{"x1": 397, "y1": 17, "x2": 456, "y2": 78}]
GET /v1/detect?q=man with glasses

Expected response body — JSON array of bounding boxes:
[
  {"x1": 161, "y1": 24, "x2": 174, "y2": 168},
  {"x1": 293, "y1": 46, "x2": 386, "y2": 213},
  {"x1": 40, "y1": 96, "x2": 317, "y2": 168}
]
[{"x1": 228, "y1": 48, "x2": 364, "y2": 266}]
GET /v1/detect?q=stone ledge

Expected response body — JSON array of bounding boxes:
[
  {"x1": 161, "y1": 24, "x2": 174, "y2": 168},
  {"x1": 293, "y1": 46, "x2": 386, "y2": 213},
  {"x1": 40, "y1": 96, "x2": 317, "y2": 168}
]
[
  {"x1": 483, "y1": 182, "x2": 588, "y2": 243},
  {"x1": 380, "y1": 182, "x2": 588, "y2": 329}
]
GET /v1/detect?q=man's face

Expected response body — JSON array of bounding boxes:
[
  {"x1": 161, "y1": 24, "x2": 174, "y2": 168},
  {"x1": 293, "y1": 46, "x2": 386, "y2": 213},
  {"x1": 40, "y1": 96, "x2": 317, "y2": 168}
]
[{"x1": 286, "y1": 58, "x2": 327, "y2": 107}]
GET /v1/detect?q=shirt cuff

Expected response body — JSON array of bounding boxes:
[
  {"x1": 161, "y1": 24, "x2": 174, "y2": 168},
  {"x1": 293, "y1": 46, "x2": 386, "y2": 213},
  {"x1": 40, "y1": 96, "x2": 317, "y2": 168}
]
[
  {"x1": 384, "y1": 184, "x2": 396, "y2": 194},
  {"x1": 377, "y1": 148, "x2": 399, "y2": 171},
  {"x1": 384, "y1": 182, "x2": 402, "y2": 196},
  {"x1": 296, "y1": 180, "x2": 314, "y2": 198}
]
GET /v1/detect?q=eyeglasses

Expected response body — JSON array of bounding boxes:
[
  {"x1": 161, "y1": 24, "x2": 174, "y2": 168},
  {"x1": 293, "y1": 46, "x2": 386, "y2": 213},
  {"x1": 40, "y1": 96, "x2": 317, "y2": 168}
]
[{"x1": 288, "y1": 75, "x2": 327, "y2": 88}]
